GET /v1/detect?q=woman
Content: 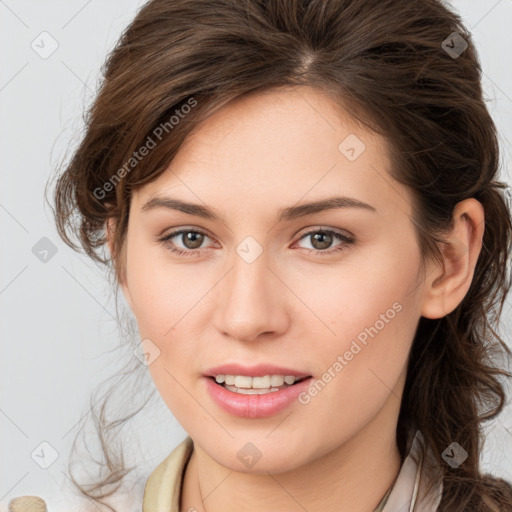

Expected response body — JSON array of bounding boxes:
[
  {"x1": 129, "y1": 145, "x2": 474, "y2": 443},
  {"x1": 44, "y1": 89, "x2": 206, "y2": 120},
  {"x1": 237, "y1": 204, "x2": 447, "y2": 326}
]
[{"x1": 45, "y1": 0, "x2": 512, "y2": 510}]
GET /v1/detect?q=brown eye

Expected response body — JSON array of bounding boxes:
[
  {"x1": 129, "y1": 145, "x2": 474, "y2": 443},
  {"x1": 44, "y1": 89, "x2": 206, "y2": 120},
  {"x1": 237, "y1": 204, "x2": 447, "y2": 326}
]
[
  {"x1": 159, "y1": 228, "x2": 213, "y2": 256},
  {"x1": 179, "y1": 231, "x2": 205, "y2": 249},
  {"x1": 295, "y1": 229, "x2": 354, "y2": 256},
  {"x1": 309, "y1": 231, "x2": 334, "y2": 250}
]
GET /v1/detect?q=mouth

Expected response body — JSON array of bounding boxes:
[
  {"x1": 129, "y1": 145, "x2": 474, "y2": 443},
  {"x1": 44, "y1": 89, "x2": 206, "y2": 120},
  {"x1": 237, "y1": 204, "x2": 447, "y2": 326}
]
[
  {"x1": 204, "y1": 373, "x2": 314, "y2": 418},
  {"x1": 207, "y1": 375, "x2": 312, "y2": 395}
]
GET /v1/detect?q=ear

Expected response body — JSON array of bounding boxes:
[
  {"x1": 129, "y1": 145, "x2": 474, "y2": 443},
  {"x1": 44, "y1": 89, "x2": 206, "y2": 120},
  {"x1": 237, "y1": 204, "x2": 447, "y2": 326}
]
[
  {"x1": 421, "y1": 198, "x2": 485, "y2": 319},
  {"x1": 106, "y1": 217, "x2": 133, "y2": 310}
]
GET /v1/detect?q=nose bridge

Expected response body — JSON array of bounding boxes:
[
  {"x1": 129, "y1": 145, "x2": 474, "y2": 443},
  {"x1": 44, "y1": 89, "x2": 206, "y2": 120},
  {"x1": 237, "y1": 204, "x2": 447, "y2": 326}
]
[
  {"x1": 231, "y1": 246, "x2": 270, "y2": 303},
  {"x1": 214, "y1": 237, "x2": 286, "y2": 341}
]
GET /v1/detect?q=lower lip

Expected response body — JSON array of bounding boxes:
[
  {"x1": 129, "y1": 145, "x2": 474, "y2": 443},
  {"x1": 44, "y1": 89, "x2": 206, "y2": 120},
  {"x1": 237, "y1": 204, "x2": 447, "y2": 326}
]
[{"x1": 204, "y1": 376, "x2": 313, "y2": 419}]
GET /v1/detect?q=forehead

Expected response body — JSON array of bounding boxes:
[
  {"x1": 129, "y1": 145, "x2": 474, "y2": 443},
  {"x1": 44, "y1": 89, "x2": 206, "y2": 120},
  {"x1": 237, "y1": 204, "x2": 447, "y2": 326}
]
[{"x1": 132, "y1": 86, "x2": 413, "y2": 224}]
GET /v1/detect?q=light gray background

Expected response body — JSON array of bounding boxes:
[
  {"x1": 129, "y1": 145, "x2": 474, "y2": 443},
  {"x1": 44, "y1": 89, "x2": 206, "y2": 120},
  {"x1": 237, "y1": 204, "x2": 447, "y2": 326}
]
[{"x1": 1, "y1": 1, "x2": 511, "y2": 510}]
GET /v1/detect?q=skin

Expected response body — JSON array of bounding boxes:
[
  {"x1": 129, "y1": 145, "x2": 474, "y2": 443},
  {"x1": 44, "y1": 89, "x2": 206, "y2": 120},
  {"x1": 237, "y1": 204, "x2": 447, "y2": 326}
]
[{"x1": 107, "y1": 85, "x2": 484, "y2": 512}]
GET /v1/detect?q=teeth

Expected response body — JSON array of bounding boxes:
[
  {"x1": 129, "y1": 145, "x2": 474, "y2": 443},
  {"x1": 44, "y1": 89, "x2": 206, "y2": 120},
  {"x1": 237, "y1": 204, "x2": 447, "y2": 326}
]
[
  {"x1": 224, "y1": 384, "x2": 281, "y2": 394},
  {"x1": 214, "y1": 374, "x2": 300, "y2": 389},
  {"x1": 235, "y1": 375, "x2": 253, "y2": 388}
]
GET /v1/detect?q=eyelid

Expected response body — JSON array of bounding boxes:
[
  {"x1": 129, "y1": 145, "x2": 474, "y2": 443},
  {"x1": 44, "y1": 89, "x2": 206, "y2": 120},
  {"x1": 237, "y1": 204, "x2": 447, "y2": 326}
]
[
  {"x1": 158, "y1": 225, "x2": 355, "y2": 258},
  {"x1": 158, "y1": 226, "x2": 214, "y2": 245},
  {"x1": 159, "y1": 225, "x2": 352, "y2": 244},
  {"x1": 294, "y1": 225, "x2": 353, "y2": 239},
  {"x1": 292, "y1": 228, "x2": 354, "y2": 253}
]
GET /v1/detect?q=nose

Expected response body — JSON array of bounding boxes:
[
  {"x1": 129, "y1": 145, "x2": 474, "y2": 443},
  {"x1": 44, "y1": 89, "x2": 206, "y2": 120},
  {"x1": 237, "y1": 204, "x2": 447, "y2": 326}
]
[{"x1": 213, "y1": 247, "x2": 290, "y2": 344}]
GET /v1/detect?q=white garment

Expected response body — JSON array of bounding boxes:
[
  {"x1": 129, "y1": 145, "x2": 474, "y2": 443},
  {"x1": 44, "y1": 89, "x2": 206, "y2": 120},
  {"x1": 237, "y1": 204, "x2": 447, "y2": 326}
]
[{"x1": 381, "y1": 429, "x2": 444, "y2": 511}]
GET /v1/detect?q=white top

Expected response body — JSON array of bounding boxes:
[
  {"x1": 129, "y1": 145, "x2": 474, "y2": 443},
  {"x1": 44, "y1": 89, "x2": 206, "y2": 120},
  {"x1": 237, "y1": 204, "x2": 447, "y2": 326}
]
[{"x1": 381, "y1": 429, "x2": 444, "y2": 511}]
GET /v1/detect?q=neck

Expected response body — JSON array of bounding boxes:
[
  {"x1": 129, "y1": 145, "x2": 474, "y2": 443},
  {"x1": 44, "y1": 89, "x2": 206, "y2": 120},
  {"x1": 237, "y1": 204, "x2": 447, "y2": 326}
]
[{"x1": 180, "y1": 389, "x2": 404, "y2": 512}]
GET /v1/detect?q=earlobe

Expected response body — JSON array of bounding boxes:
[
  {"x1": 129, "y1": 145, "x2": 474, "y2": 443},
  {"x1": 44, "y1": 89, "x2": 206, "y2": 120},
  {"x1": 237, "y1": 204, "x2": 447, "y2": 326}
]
[{"x1": 421, "y1": 198, "x2": 485, "y2": 319}]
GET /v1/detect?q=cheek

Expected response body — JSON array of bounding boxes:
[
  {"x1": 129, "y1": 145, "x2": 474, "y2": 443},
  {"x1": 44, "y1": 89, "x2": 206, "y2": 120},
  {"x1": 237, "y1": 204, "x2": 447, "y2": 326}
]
[
  {"x1": 295, "y1": 288, "x2": 416, "y2": 451},
  {"x1": 125, "y1": 242, "x2": 210, "y2": 385},
  {"x1": 125, "y1": 242, "x2": 198, "y2": 336},
  {"x1": 292, "y1": 245, "x2": 420, "y2": 396},
  {"x1": 290, "y1": 243, "x2": 419, "y2": 338}
]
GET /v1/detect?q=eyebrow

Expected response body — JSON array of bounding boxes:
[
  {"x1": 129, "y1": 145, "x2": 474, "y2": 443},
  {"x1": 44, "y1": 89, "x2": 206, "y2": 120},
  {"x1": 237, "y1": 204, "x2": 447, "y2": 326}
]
[{"x1": 141, "y1": 195, "x2": 377, "y2": 222}]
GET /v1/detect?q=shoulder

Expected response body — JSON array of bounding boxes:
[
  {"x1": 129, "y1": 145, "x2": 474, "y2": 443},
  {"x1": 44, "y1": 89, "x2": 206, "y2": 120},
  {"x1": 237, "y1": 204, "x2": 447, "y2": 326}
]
[
  {"x1": 6, "y1": 496, "x2": 97, "y2": 512},
  {"x1": 143, "y1": 436, "x2": 194, "y2": 510},
  {"x1": 7, "y1": 496, "x2": 47, "y2": 512}
]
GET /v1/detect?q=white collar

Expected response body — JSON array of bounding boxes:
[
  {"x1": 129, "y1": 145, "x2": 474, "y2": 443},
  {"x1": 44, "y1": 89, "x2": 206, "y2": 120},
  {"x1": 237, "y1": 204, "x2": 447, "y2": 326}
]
[{"x1": 382, "y1": 429, "x2": 444, "y2": 512}]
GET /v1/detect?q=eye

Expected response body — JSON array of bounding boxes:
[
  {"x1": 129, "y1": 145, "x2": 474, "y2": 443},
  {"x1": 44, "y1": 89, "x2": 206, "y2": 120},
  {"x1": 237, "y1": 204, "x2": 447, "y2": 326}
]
[
  {"x1": 158, "y1": 227, "x2": 354, "y2": 257},
  {"x1": 294, "y1": 228, "x2": 354, "y2": 256},
  {"x1": 158, "y1": 228, "x2": 214, "y2": 257}
]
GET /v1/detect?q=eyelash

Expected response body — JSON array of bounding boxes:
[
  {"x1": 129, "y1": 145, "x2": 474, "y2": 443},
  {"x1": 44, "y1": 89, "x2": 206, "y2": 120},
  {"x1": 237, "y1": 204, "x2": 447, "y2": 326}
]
[{"x1": 158, "y1": 228, "x2": 354, "y2": 257}]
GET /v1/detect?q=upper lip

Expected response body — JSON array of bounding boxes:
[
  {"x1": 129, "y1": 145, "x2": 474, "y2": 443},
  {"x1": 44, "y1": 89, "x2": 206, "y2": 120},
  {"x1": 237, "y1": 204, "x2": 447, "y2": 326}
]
[{"x1": 205, "y1": 363, "x2": 312, "y2": 379}]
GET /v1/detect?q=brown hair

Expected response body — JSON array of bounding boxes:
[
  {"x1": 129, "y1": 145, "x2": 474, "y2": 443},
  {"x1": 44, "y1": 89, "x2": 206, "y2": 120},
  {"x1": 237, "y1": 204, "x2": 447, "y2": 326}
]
[{"x1": 48, "y1": 0, "x2": 512, "y2": 510}]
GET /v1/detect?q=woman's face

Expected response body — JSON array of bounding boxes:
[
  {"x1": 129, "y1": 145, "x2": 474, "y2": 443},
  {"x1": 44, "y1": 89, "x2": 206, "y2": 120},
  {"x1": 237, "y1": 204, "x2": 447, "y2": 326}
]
[{"x1": 120, "y1": 86, "x2": 431, "y2": 472}]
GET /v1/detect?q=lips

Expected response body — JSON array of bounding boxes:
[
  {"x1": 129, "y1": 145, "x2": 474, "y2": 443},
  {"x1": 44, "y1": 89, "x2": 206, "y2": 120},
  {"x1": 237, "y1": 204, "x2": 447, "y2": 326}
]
[
  {"x1": 204, "y1": 374, "x2": 314, "y2": 418},
  {"x1": 204, "y1": 363, "x2": 312, "y2": 379}
]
